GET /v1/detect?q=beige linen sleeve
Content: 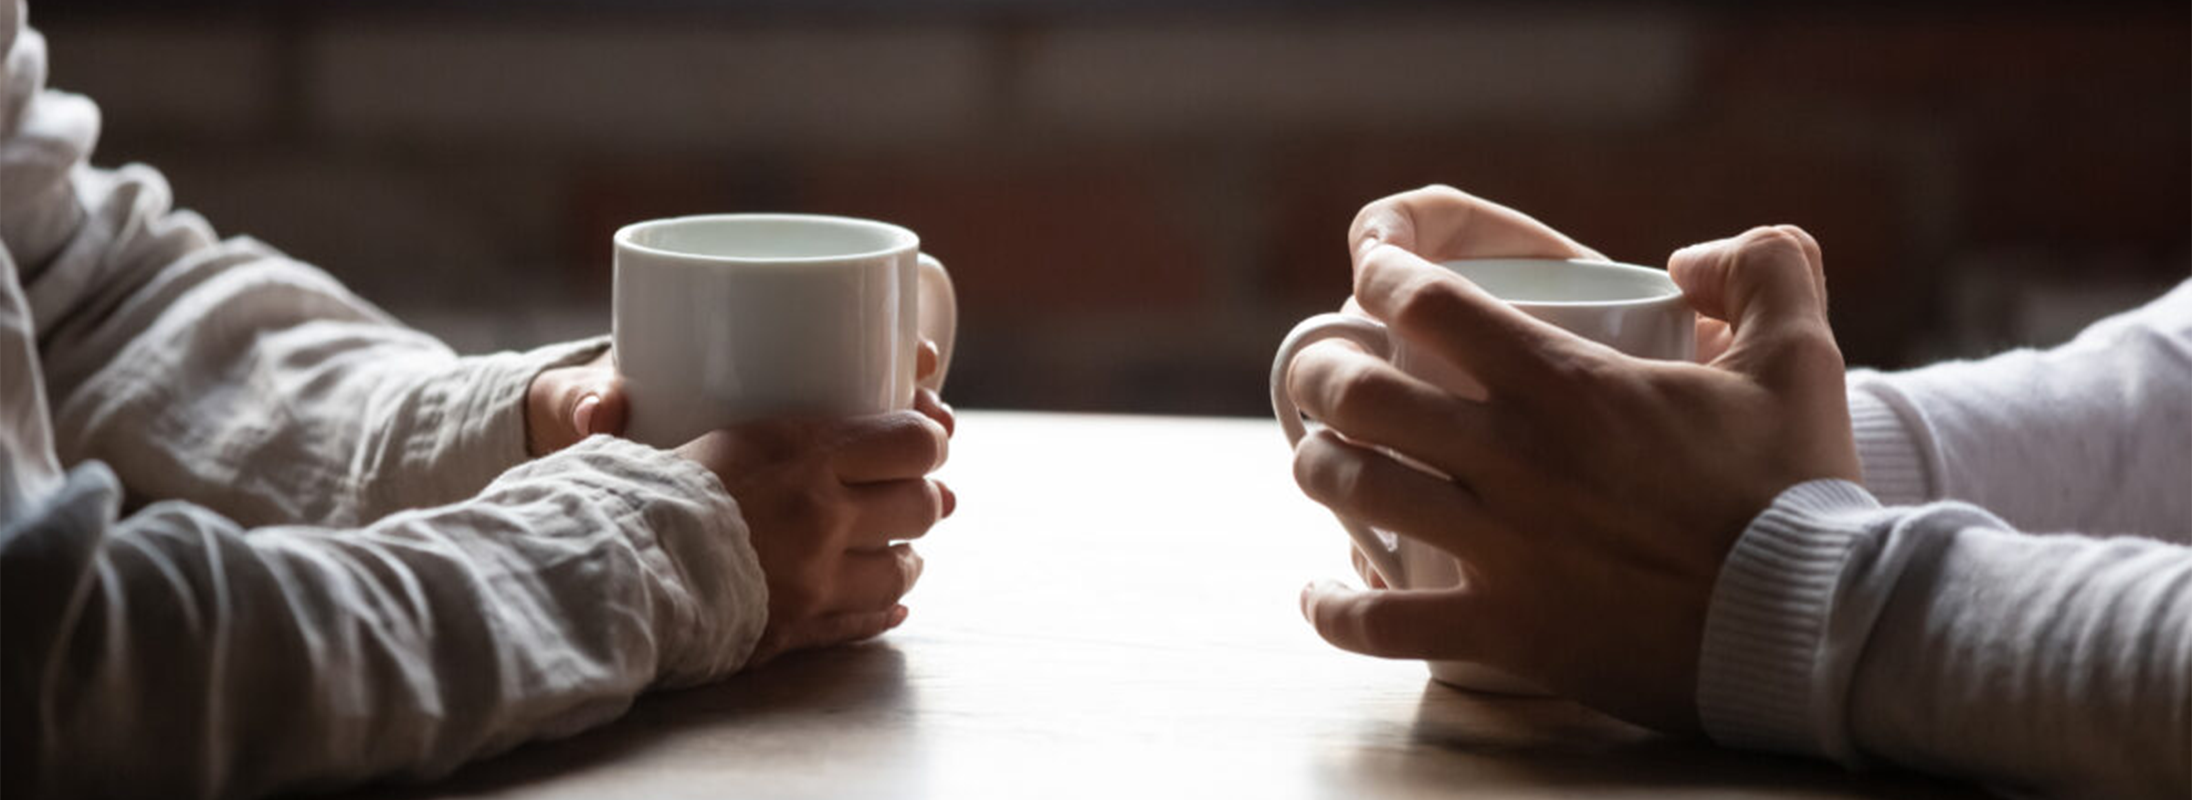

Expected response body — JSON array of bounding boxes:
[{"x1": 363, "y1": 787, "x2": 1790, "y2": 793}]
[
  {"x1": 3, "y1": 13, "x2": 605, "y2": 529},
  {"x1": 4, "y1": 9, "x2": 770, "y2": 799},
  {"x1": 3, "y1": 435, "x2": 769, "y2": 799}
]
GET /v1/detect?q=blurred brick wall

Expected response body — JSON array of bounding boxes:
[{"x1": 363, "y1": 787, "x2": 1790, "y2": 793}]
[{"x1": 38, "y1": 3, "x2": 2190, "y2": 414}]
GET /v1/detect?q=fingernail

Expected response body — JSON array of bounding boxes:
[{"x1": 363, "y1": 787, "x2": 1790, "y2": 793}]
[
  {"x1": 1299, "y1": 582, "x2": 1317, "y2": 619},
  {"x1": 890, "y1": 605, "x2": 911, "y2": 627},
  {"x1": 938, "y1": 482, "x2": 957, "y2": 518},
  {"x1": 573, "y1": 394, "x2": 600, "y2": 434}
]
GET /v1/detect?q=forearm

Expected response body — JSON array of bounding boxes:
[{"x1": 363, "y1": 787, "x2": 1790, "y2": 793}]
[
  {"x1": 2, "y1": 436, "x2": 764, "y2": 800},
  {"x1": 1698, "y1": 480, "x2": 2192, "y2": 798}
]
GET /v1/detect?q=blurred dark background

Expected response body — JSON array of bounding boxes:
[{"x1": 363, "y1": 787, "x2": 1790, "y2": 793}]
[{"x1": 36, "y1": 1, "x2": 2190, "y2": 415}]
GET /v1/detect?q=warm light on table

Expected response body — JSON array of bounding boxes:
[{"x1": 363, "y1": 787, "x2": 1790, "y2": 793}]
[{"x1": 350, "y1": 411, "x2": 1973, "y2": 799}]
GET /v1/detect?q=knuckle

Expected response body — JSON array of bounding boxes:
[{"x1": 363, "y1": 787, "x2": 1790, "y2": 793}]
[
  {"x1": 1418, "y1": 183, "x2": 1465, "y2": 201},
  {"x1": 1325, "y1": 362, "x2": 1401, "y2": 425},
  {"x1": 1773, "y1": 223, "x2": 1820, "y2": 250},
  {"x1": 917, "y1": 480, "x2": 946, "y2": 525},
  {"x1": 913, "y1": 416, "x2": 950, "y2": 471},
  {"x1": 859, "y1": 413, "x2": 949, "y2": 473},
  {"x1": 1781, "y1": 328, "x2": 1847, "y2": 373},
  {"x1": 1734, "y1": 226, "x2": 1807, "y2": 264},
  {"x1": 780, "y1": 485, "x2": 847, "y2": 542},
  {"x1": 1292, "y1": 437, "x2": 1356, "y2": 505},
  {"x1": 1341, "y1": 600, "x2": 1396, "y2": 653},
  {"x1": 1280, "y1": 436, "x2": 1332, "y2": 499},
  {"x1": 889, "y1": 557, "x2": 918, "y2": 598},
  {"x1": 1290, "y1": 445, "x2": 1324, "y2": 498},
  {"x1": 1389, "y1": 276, "x2": 1465, "y2": 333}
]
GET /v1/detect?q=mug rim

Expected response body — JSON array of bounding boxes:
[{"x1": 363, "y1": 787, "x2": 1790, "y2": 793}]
[
  {"x1": 615, "y1": 213, "x2": 919, "y2": 264},
  {"x1": 1440, "y1": 257, "x2": 1684, "y2": 309}
]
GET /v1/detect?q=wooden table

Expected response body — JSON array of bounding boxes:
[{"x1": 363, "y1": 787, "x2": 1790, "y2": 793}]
[{"x1": 361, "y1": 412, "x2": 1973, "y2": 799}]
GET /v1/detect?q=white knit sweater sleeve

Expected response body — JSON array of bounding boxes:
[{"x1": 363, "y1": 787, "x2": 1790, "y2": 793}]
[
  {"x1": 1696, "y1": 282, "x2": 2192, "y2": 799},
  {"x1": 1843, "y1": 282, "x2": 2192, "y2": 539}
]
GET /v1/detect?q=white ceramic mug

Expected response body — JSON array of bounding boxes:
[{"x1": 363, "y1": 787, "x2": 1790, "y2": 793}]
[
  {"x1": 613, "y1": 213, "x2": 958, "y2": 448},
  {"x1": 1270, "y1": 258, "x2": 1693, "y2": 693}
]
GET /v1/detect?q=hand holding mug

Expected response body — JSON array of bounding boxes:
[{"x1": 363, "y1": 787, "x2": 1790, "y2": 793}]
[
  {"x1": 525, "y1": 341, "x2": 949, "y2": 456},
  {"x1": 675, "y1": 401, "x2": 955, "y2": 665},
  {"x1": 1273, "y1": 187, "x2": 1693, "y2": 695},
  {"x1": 538, "y1": 212, "x2": 962, "y2": 662},
  {"x1": 1283, "y1": 185, "x2": 1860, "y2": 732}
]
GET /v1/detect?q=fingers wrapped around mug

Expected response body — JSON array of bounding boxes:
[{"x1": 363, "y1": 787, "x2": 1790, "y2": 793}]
[
  {"x1": 1349, "y1": 185, "x2": 1604, "y2": 264},
  {"x1": 1669, "y1": 225, "x2": 1843, "y2": 398},
  {"x1": 1352, "y1": 241, "x2": 1621, "y2": 406},
  {"x1": 914, "y1": 386, "x2": 955, "y2": 436},
  {"x1": 1299, "y1": 580, "x2": 1497, "y2": 662},
  {"x1": 1289, "y1": 428, "x2": 1506, "y2": 564},
  {"x1": 1283, "y1": 339, "x2": 1505, "y2": 483},
  {"x1": 673, "y1": 408, "x2": 953, "y2": 666},
  {"x1": 829, "y1": 411, "x2": 951, "y2": 483},
  {"x1": 847, "y1": 478, "x2": 951, "y2": 547}
]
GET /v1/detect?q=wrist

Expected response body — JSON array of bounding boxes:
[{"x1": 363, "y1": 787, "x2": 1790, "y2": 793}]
[{"x1": 525, "y1": 368, "x2": 558, "y2": 457}]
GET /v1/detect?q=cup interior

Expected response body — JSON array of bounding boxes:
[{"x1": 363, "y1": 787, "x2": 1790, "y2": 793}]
[
  {"x1": 619, "y1": 214, "x2": 915, "y2": 262},
  {"x1": 1445, "y1": 258, "x2": 1679, "y2": 305}
]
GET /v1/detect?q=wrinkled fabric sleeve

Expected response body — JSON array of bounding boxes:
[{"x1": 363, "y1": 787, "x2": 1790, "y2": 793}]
[
  {"x1": 3, "y1": 16, "x2": 605, "y2": 530},
  {"x1": 4, "y1": 436, "x2": 768, "y2": 799},
  {"x1": 4, "y1": 9, "x2": 769, "y2": 800}
]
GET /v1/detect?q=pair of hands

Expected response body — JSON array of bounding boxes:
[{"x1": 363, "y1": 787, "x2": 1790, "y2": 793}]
[
  {"x1": 521, "y1": 184, "x2": 1858, "y2": 728},
  {"x1": 1285, "y1": 186, "x2": 1861, "y2": 732},
  {"x1": 526, "y1": 343, "x2": 954, "y2": 665}
]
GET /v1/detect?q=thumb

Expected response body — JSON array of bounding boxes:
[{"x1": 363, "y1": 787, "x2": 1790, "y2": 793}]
[
  {"x1": 1669, "y1": 226, "x2": 1827, "y2": 334},
  {"x1": 577, "y1": 378, "x2": 629, "y2": 437},
  {"x1": 1668, "y1": 226, "x2": 1840, "y2": 387}
]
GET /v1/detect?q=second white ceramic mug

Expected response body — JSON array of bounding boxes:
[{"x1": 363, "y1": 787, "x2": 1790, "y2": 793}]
[
  {"x1": 1270, "y1": 258, "x2": 1693, "y2": 693},
  {"x1": 613, "y1": 213, "x2": 958, "y2": 448}
]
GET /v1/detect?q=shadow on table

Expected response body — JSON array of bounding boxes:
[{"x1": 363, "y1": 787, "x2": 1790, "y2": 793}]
[
  {"x1": 345, "y1": 640, "x2": 913, "y2": 799},
  {"x1": 1322, "y1": 681, "x2": 1984, "y2": 798}
]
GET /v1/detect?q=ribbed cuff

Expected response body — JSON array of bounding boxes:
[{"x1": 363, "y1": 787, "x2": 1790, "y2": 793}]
[
  {"x1": 1845, "y1": 374, "x2": 1933, "y2": 507},
  {"x1": 1696, "y1": 479, "x2": 1889, "y2": 765}
]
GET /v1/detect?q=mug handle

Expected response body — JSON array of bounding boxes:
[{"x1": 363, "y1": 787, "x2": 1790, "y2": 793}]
[
  {"x1": 1270, "y1": 312, "x2": 1408, "y2": 587},
  {"x1": 917, "y1": 253, "x2": 958, "y2": 392}
]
